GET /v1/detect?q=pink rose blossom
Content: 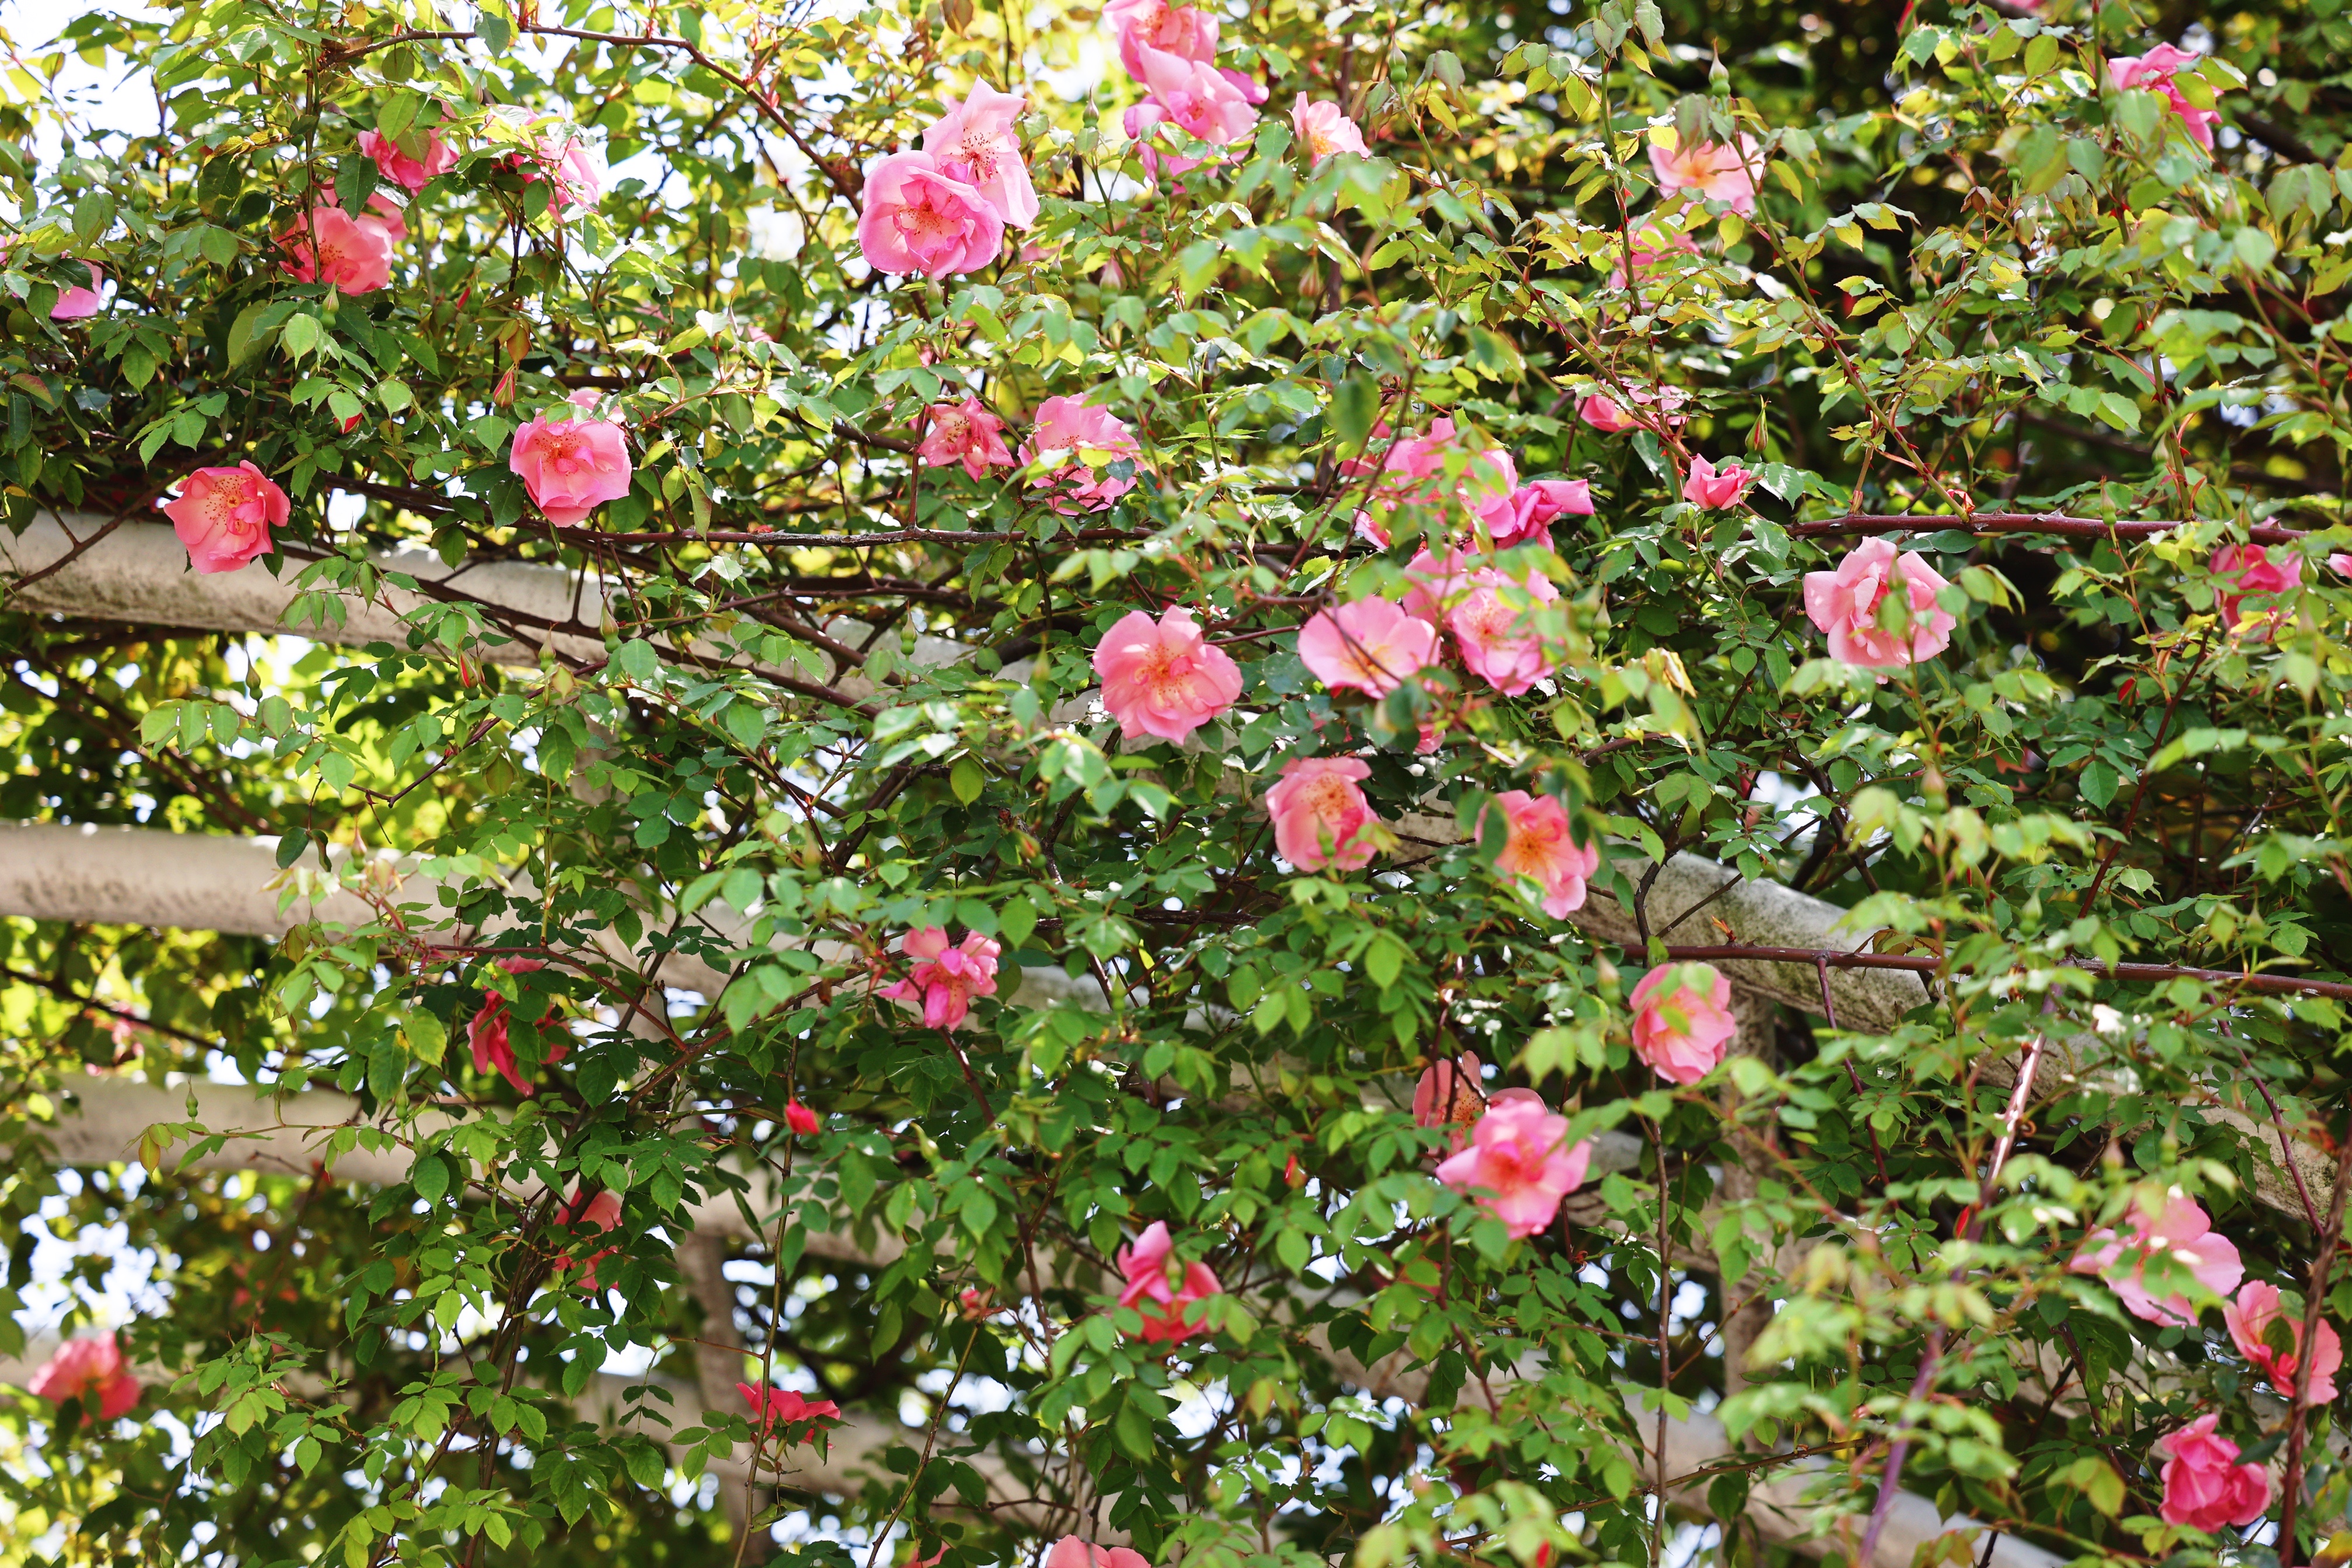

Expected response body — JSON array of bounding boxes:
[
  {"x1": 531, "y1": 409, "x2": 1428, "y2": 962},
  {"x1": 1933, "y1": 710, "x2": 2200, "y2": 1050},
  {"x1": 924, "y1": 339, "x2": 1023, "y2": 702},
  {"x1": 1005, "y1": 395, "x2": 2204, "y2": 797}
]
[
  {"x1": 880, "y1": 928, "x2": 1001, "y2": 1031},
  {"x1": 2224, "y1": 1280, "x2": 2341, "y2": 1402},
  {"x1": 1115, "y1": 1220, "x2": 1224, "y2": 1343},
  {"x1": 359, "y1": 127, "x2": 457, "y2": 194},
  {"x1": 1220, "y1": 67, "x2": 1269, "y2": 106},
  {"x1": 2330, "y1": 551, "x2": 2352, "y2": 579},
  {"x1": 1648, "y1": 134, "x2": 1760, "y2": 214},
  {"x1": 1106, "y1": 0, "x2": 1217, "y2": 80},
  {"x1": 2213, "y1": 544, "x2": 2302, "y2": 632},
  {"x1": 1629, "y1": 963, "x2": 1738, "y2": 1084},
  {"x1": 1434, "y1": 1096, "x2": 1591, "y2": 1238},
  {"x1": 1125, "y1": 44, "x2": 1259, "y2": 180},
  {"x1": 1399, "y1": 547, "x2": 1478, "y2": 625},
  {"x1": 1297, "y1": 598, "x2": 1439, "y2": 698},
  {"x1": 50, "y1": 260, "x2": 102, "y2": 320},
  {"x1": 278, "y1": 202, "x2": 394, "y2": 294},
  {"x1": 1480, "y1": 790, "x2": 1600, "y2": 918},
  {"x1": 858, "y1": 150, "x2": 1005, "y2": 279},
  {"x1": 29, "y1": 1332, "x2": 140, "y2": 1420},
  {"x1": 1048, "y1": 1540, "x2": 1152, "y2": 1568},
  {"x1": 1292, "y1": 96, "x2": 1368, "y2": 163},
  {"x1": 784, "y1": 1100, "x2": 820, "y2": 1136},
  {"x1": 1414, "y1": 1051, "x2": 1488, "y2": 1137},
  {"x1": 1605, "y1": 219, "x2": 1701, "y2": 288},
  {"x1": 1578, "y1": 387, "x2": 1688, "y2": 435},
  {"x1": 1023, "y1": 395, "x2": 1144, "y2": 512},
  {"x1": 1093, "y1": 605, "x2": 1244, "y2": 743},
  {"x1": 1265, "y1": 755, "x2": 1382, "y2": 872},
  {"x1": 1348, "y1": 417, "x2": 1518, "y2": 526},
  {"x1": 1803, "y1": 537, "x2": 1959, "y2": 670},
  {"x1": 1479, "y1": 479, "x2": 1594, "y2": 550},
  {"x1": 2068, "y1": 1192, "x2": 2244, "y2": 1326},
  {"x1": 557, "y1": 1187, "x2": 622, "y2": 1290},
  {"x1": 918, "y1": 398, "x2": 1015, "y2": 480},
  {"x1": 499, "y1": 116, "x2": 604, "y2": 211},
  {"x1": 2109, "y1": 46, "x2": 2220, "y2": 150},
  {"x1": 2153, "y1": 1414, "x2": 2270, "y2": 1532},
  {"x1": 1447, "y1": 569, "x2": 1563, "y2": 696},
  {"x1": 1681, "y1": 455, "x2": 1756, "y2": 509},
  {"x1": 470, "y1": 957, "x2": 566, "y2": 1096},
  {"x1": 923, "y1": 82, "x2": 1038, "y2": 229},
  {"x1": 510, "y1": 391, "x2": 632, "y2": 527},
  {"x1": 161, "y1": 461, "x2": 288, "y2": 575},
  {"x1": 737, "y1": 1381, "x2": 842, "y2": 1442}
]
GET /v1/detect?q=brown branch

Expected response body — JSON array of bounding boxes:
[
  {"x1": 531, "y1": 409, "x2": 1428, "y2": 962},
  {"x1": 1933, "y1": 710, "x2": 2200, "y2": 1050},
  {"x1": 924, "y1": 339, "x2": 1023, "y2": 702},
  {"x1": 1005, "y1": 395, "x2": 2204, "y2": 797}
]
[
  {"x1": 2281, "y1": 1133, "x2": 2352, "y2": 1564},
  {"x1": 1789, "y1": 512, "x2": 2308, "y2": 547},
  {"x1": 1656, "y1": 944, "x2": 2352, "y2": 1001}
]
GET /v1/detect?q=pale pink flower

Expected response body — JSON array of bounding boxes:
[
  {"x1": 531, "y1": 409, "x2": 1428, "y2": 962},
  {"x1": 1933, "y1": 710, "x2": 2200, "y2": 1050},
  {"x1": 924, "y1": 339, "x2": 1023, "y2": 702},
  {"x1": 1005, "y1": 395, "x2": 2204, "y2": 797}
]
[
  {"x1": 858, "y1": 150, "x2": 1004, "y2": 279},
  {"x1": 2213, "y1": 544, "x2": 2302, "y2": 632},
  {"x1": 1413, "y1": 1051, "x2": 1487, "y2": 1136},
  {"x1": 1578, "y1": 387, "x2": 1687, "y2": 435},
  {"x1": 2109, "y1": 46, "x2": 2220, "y2": 150},
  {"x1": 1265, "y1": 755, "x2": 1381, "y2": 872},
  {"x1": 737, "y1": 1381, "x2": 841, "y2": 1441},
  {"x1": 1048, "y1": 1539, "x2": 1152, "y2": 1568},
  {"x1": 50, "y1": 260, "x2": 102, "y2": 319},
  {"x1": 923, "y1": 82, "x2": 1038, "y2": 229},
  {"x1": 363, "y1": 192, "x2": 410, "y2": 247},
  {"x1": 1023, "y1": 395, "x2": 1144, "y2": 512},
  {"x1": 1297, "y1": 598, "x2": 1438, "y2": 698},
  {"x1": 1648, "y1": 134, "x2": 1760, "y2": 214},
  {"x1": 1447, "y1": 569, "x2": 1563, "y2": 695},
  {"x1": 510, "y1": 392, "x2": 632, "y2": 527},
  {"x1": 1580, "y1": 394, "x2": 1636, "y2": 434},
  {"x1": 784, "y1": 1100, "x2": 820, "y2": 1136},
  {"x1": 880, "y1": 927, "x2": 1002, "y2": 1031},
  {"x1": 1629, "y1": 963, "x2": 1738, "y2": 1084},
  {"x1": 470, "y1": 956, "x2": 566, "y2": 1096},
  {"x1": 1681, "y1": 455, "x2": 1756, "y2": 509},
  {"x1": 1803, "y1": 538, "x2": 1959, "y2": 670},
  {"x1": 2068, "y1": 1192, "x2": 2243, "y2": 1326},
  {"x1": 558, "y1": 1186, "x2": 622, "y2": 1290},
  {"x1": 161, "y1": 461, "x2": 288, "y2": 575},
  {"x1": 278, "y1": 202, "x2": 394, "y2": 293},
  {"x1": 1478, "y1": 479, "x2": 1594, "y2": 550},
  {"x1": 1349, "y1": 417, "x2": 1518, "y2": 524},
  {"x1": 2330, "y1": 551, "x2": 2352, "y2": 579},
  {"x1": 1125, "y1": 44, "x2": 1259, "y2": 180},
  {"x1": 1115, "y1": 1220, "x2": 1223, "y2": 1343},
  {"x1": 1399, "y1": 547, "x2": 1478, "y2": 626},
  {"x1": 1106, "y1": 0, "x2": 1217, "y2": 80},
  {"x1": 1092, "y1": 606, "x2": 1244, "y2": 743},
  {"x1": 359, "y1": 126, "x2": 457, "y2": 193},
  {"x1": 918, "y1": 398, "x2": 1015, "y2": 480},
  {"x1": 1434, "y1": 1096, "x2": 1592, "y2": 1238},
  {"x1": 1480, "y1": 790, "x2": 1600, "y2": 917},
  {"x1": 2153, "y1": 1414, "x2": 2270, "y2": 1532},
  {"x1": 1220, "y1": 67, "x2": 1269, "y2": 106},
  {"x1": 505, "y1": 118, "x2": 604, "y2": 211},
  {"x1": 1292, "y1": 96, "x2": 1367, "y2": 163},
  {"x1": 29, "y1": 1333, "x2": 140, "y2": 1420},
  {"x1": 2224, "y1": 1281, "x2": 2340, "y2": 1402},
  {"x1": 1605, "y1": 218, "x2": 1701, "y2": 288}
]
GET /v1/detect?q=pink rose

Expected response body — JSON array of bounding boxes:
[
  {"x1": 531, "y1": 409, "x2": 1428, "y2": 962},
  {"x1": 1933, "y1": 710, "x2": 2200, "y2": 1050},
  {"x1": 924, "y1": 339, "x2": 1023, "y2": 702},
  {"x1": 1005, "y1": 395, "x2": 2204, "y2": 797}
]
[
  {"x1": 1434, "y1": 1096, "x2": 1592, "y2": 1238},
  {"x1": 1105, "y1": 0, "x2": 1217, "y2": 80},
  {"x1": 1478, "y1": 479, "x2": 1593, "y2": 550},
  {"x1": 922, "y1": 81, "x2": 1038, "y2": 228},
  {"x1": 2068, "y1": 1192, "x2": 2243, "y2": 1326},
  {"x1": 1447, "y1": 568, "x2": 1562, "y2": 695},
  {"x1": 510, "y1": 392, "x2": 633, "y2": 527},
  {"x1": 2225, "y1": 1281, "x2": 2342, "y2": 1403},
  {"x1": 1265, "y1": 755, "x2": 1382, "y2": 872},
  {"x1": 1414, "y1": 1051, "x2": 1487, "y2": 1135},
  {"x1": 29, "y1": 1332, "x2": 140, "y2": 1421},
  {"x1": 1349, "y1": 417, "x2": 1518, "y2": 527},
  {"x1": 1048, "y1": 1540, "x2": 1152, "y2": 1568},
  {"x1": 50, "y1": 260, "x2": 102, "y2": 320},
  {"x1": 2330, "y1": 551, "x2": 2352, "y2": 579},
  {"x1": 1605, "y1": 218, "x2": 1701, "y2": 288},
  {"x1": 880, "y1": 927, "x2": 1001, "y2": 1031},
  {"x1": 1292, "y1": 96, "x2": 1368, "y2": 163},
  {"x1": 469, "y1": 956, "x2": 566, "y2": 1096},
  {"x1": 1023, "y1": 394, "x2": 1144, "y2": 512},
  {"x1": 1681, "y1": 454, "x2": 1756, "y2": 509},
  {"x1": 1578, "y1": 387, "x2": 1688, "y2": 435},
  {"x1": 1399, "y1": 547, "x2": 1478, "y2": 626},
  {"x1": 737, "y1": 1381, "x2": 841, "y2": 1443},
  {"x1": 502, "y1": 117, "x2": 604, "y2": 211},
  {"x1": 784, "y1": 1100, "x2": 820, "y2": 1136},
  {"x1": 1125, "y1": 44, "x2": 1259, "y2": 180},
  {"x1": 2213, "y1": 544, "x2": 2302, "y2": 632},
  {"x1": 1297, "y1": 597, "x2": 1439, "y2": 698},
  {"x1": 1579, "y1": 394, "x2": 1636, "y2": 434},
  {"x1": 161, "y1": 461, "x2": 288, "y2": 575},
  {"x1": 1480, "y1": 790, "x2": 1600, "y2": 918},
  {"x1": 557, "y1": 1186, "x2": 622, "y2": 1290},
  {"x1": 2153, "y1": 1414, "x2": 2270, "y2": 1532},
  {"x1": 1629, "y1": 963, "x2": 1738, "y2": 1084},
  {"x1": 1802, "y1": 537, "x2": 1959, "y2": 670},
  {"x1": 917, "y1": 398, "x2": 1015, "y2": 480},
  {"x1": 1115, "y1": 1220, "x2": 1224, "y2": 1343},
  {"x1": 2109, "y1": 46, "x2": 2220, "y2": 150},
  {"x1": 1092, "y1": 605, "x2": 1244, "y2": 743},
  {"x1": 358, "y1": 126, "x2": 457, "y2": 194},
  {"x1": 278, "y1": 202, "x2": 394, "y2": 294},
  {"x1": 857, "y1": 150, "x2": 1005, "y2": 279},
  {"x1": 1648, "y1": 134, "x2": 1760, "y2": 214}
]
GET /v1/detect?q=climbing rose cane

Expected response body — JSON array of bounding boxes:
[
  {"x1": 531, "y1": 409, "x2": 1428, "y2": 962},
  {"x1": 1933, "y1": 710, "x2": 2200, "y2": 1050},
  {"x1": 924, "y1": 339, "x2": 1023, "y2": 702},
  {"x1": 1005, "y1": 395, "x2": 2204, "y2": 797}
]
[
  {"x1": 2153, "y1": 1414, "x2": 2270, "y2": 1532},
  {"x1": 29, "y1": 1332, "x2": 141, "y2": 1420},
  {"x1": 510, "y1": 391, "x2": 633, "y2": 526},
  {"x1": 1629, "y1": 963, "x2": 1738, "y2": 1084},
  {"x1": 161, "y1": 462, "x2": 288, "y2": 575},
  {"x1": 1092, "y1": 605, "x2": 1244, "y2": 743},
  {"x1": 1435, "y1": 1097, "x2": 1591, "y2": 1238},
  {"x1": 880, "y1": 928, "x2": 1001, "y2": 1030}
]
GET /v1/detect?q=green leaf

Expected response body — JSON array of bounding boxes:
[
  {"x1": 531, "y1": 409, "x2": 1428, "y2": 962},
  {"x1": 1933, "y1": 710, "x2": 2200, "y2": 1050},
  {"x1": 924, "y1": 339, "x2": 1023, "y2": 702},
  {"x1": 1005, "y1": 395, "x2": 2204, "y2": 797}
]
[
  {"x1": 71, "y1": 191, "x2": 114, "y2": 245},
  {"x1": 411, "y1": 1153, "x2": 450, "y2": 1203},
  {"x1": 950, "y1": 755, "x2": 985, "y2": 805},
  {"x1": 1332, "y1": 373, "x2": 1378, "y2": 454}
]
